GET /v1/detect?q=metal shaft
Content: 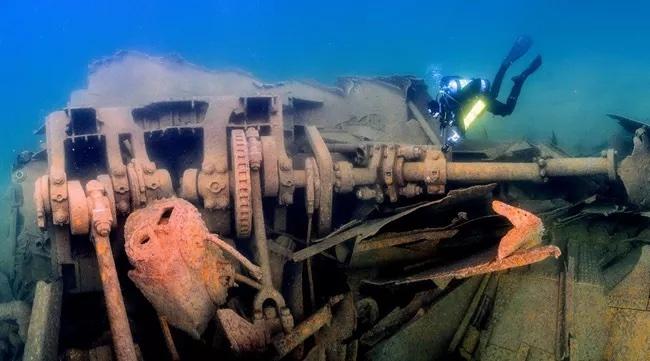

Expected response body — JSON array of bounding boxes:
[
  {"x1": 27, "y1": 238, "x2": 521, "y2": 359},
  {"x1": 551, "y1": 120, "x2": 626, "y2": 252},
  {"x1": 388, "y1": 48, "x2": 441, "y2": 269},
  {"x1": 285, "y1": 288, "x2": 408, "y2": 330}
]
[
  {"x1": 94, "y1": 233, "x2": 138, "y2": 361},
  {"x1": 272, "y1": 295, "x2": 343, "y2": 359},
  {"x1": 250, "y1": 170, "x2": 273, "y2": 287}
]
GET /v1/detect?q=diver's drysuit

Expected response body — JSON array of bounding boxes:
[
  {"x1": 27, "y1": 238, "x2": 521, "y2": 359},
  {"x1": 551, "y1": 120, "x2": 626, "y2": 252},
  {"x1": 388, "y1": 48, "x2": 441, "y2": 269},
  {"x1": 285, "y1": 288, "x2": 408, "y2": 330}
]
[{"x1": 428, "y1": 35, "x2": 542, "y2": 151}]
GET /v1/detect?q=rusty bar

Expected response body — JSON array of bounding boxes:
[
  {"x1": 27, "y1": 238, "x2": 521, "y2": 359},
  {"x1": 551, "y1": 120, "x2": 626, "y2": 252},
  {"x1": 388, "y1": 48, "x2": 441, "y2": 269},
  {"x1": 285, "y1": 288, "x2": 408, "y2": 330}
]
[
  {"x1": 326, "y1": 143, "x2": 363, "y2": 154},
  {"x1": 207, "y1": 234, "x2": 263, "y2": 280},
  {"x1": 159, "y1": 316, "x2": 181, "y2": 361},
  {"x1": 355, "y1": 229, "x2": 458, "y2": 253},
  {"x1": 235, "y1": 273, "x2": 263, "y2": 290},
  {"x1": 251, "y1": 170, "x2": 274, "y2": 288},
  {"x1": 360, "y1": 289, "x2": 443, "y2": 347},
  {"x1": 445, "y1": 162, "x2": 542, "y2": 183},
  {"x1": 403, "y1": 155, "x2": 613, "y2": 184},
  {"x1": 94, "y1": 234, "x2": 138, "y2": 361},
  {"x1": 272, "y1": 295, "x2": 343, "y2": 359},
  {"x1": 544, "y1": 157, "x2": 609, "y2": 177},
  {"x1": 23, "y1": 280, "x2": 62, "y2": 361},
  {"x1": 350, "y1": 167, "x2": 379, "y2": 185}
]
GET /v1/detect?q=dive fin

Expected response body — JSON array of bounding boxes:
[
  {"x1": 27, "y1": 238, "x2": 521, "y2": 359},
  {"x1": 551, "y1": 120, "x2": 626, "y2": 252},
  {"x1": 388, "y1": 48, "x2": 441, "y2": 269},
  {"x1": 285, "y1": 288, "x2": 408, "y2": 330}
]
[
  {"x1": 512, "y1": 55, "x2": 542, "y2": 83},
  {"x1": 504, "y1": 35, "x2": 533, "y2": 65}
]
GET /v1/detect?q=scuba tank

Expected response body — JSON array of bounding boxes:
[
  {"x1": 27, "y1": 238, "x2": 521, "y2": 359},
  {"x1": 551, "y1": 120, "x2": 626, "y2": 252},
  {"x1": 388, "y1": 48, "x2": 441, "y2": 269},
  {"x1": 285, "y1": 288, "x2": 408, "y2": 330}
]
[{"x1": 431, "y1": 77, "x2": 491, "y2": 152}]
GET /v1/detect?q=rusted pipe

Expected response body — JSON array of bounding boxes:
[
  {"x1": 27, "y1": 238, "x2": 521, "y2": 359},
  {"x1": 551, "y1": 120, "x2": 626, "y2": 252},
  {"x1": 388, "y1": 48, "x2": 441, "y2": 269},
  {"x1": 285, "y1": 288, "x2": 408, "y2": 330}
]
[
  {"x1": 94, "y1": 234, "x2": 138, "y2": 361},
  {"x1": 272, "y1": 295, "x2": 344, "y2": 359},
  {"x1": 235, "y1": 273, "x2": 263, "y2": 290},
  {"x1": 445, "y1": 162, "x2": 542, "y2": 183},
  {"x1": 86, "y1": 180, "x2": 137, "y2": 361},
  {"x1": 351, "y1": 167, "x2": 379, "y2": 185},
  {"x1": 544, "y1": 157, "x2": 611, "y2": 178},
  {"x1": 251, "y1": 170, "x2": 273, "y2": 288},
  {"x1": 207, "y1": 234, "x2": 263, "y2": 280},
  {"x1": 326, "y1": 143, "x2": 363, "y2": 154},
  {"x1": 159, "y1": 315, "x2": 181, "y2": 361},
  {"x1": 403, "y1": 152, "x2": 614, "y2": 184}
]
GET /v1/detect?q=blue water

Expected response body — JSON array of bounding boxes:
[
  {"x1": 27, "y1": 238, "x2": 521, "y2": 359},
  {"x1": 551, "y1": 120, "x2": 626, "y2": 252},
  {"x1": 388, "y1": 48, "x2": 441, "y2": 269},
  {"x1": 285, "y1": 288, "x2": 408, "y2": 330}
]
[{"x1": 1, "y1": 0, "x2": 650, "y2": 172}]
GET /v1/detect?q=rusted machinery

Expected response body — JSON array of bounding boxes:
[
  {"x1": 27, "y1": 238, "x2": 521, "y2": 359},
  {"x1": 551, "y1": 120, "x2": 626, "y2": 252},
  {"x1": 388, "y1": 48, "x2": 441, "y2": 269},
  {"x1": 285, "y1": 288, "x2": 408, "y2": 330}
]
[
  {"x1": 5, "y1": 53, "x2": 650, "y2": 361},
  {"x1": 21, "y1": 92, "x2": 624, "y2": 360}
]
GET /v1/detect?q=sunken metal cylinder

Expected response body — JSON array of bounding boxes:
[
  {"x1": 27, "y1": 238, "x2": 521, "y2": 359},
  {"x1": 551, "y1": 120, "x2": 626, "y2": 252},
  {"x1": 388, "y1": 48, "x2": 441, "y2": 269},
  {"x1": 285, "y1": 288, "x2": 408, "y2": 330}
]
[
  {"x1": 94, "y1": 234, "x2": 138, "y2": 361},
  {"x1": 402, "y1": 151, "x2": 615, "y2": 184},
  {"x1": 272, "y1": 295, "x2": 344, "y2": 359}
]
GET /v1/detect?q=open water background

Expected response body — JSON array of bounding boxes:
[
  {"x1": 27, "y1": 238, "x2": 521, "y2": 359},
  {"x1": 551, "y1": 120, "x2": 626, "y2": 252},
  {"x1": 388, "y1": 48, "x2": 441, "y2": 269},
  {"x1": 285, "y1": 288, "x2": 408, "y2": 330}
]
[{"x1": 1, "y1": 0, "x2": 649, "y2": 174}]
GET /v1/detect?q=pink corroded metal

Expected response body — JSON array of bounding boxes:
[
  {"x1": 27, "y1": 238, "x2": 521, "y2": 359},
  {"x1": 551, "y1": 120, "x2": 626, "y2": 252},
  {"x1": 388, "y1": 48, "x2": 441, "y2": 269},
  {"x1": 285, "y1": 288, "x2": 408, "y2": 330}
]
[
  {"x1": 392, "y1": 245, "x2": 561, "y2": 285},
  {"x1": 492, "y1": 200, "x2": 545, "y2": 260},
  {"x1": 124, "y1": 198, "x2": 235, "y2": 338}
]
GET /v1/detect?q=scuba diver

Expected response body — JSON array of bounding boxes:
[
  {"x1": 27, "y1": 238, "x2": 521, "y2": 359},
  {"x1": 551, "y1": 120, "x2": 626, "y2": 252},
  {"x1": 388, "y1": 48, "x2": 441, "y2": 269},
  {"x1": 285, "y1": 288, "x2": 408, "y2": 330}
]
[{"x1": 428, "y1": 35, "x2": 542, "y2": 152}]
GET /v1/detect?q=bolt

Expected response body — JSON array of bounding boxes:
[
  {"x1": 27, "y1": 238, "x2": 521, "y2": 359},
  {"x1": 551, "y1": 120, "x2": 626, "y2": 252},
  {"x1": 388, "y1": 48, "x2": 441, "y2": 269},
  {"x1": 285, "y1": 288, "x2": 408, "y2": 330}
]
[
  {"x1": 95, "y1": 222, "x2": 110, "y2": 237},
  {"x1": 537, "y1": 158, "x2": 547, "y2": 167},
  {"x1": 53, "y1": 175, "x2": 64, "y2": 185},
  {"x1": 209, "y1": 181, "x2": 224, "y2": 193},
  {"x1": 143, "y1": 164, "x2": 155, "y2": 175},
  {"x1": 280, "y1": 161, "x2": 291, "y2": 171},
  {"x1": 281, "y1": 193, "x2": 293, "y2": 204},
  {"x1": 431, "y1": 152, "x2": 440, "y2": 160},
  {"x1": 203, "y1": 164, "x2": 216, "y2": 175},
  {"x1": 540, "y1": 169, "x2": 547, "y2": 177},
  {"x1": 113, "y1": 168, "x2": 125, "y2": 177},
  {"x1": 54, "y1": 213, "x2": 66, "y2": 224},
  {"x1": 55, "y1": 194, "x2": 63, "y2": 202}
]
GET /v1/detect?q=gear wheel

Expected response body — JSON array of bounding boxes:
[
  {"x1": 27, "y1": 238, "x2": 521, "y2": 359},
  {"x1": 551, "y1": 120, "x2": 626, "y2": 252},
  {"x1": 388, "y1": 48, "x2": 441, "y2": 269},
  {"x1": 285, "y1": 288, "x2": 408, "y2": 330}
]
[{"x1": 231, "y1": 129, "x2": 252, "y2": 238}]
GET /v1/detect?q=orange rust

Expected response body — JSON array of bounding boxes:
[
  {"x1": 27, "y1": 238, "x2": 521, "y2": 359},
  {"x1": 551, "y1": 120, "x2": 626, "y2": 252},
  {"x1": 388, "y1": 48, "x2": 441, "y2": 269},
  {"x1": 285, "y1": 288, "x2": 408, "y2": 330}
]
[
  {"x1": 124, "y1": 198, "x2": 236, "y2": 338},
  {"x1": 86, "y1": 180, "x2": 137, "y2": 361},
  {"x1": 492, "y1": 200, "x2": 544, "y2": 259},
  {"x1": 94, "y1": 234, "x2": 138, "y2": 361},
  {"x1": 400, "y1": 245, "x2": 561, "y2": 284}
]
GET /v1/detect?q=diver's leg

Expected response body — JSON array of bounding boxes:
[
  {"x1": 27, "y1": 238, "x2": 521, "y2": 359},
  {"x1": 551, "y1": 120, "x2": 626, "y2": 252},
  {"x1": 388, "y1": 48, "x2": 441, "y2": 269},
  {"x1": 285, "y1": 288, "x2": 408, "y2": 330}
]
[
  {"x1": 491, "y1": 35, "x2": 533, "y2": 99},
  {"x1": 490, "y1": 62, "x2": 509, "y2": 99},
  {"x1": 488, "y1": 100, "x2": 509, "y2": 116},
  {"x1": 491, "y1": 55, "x2": 542, "y2": 116}
]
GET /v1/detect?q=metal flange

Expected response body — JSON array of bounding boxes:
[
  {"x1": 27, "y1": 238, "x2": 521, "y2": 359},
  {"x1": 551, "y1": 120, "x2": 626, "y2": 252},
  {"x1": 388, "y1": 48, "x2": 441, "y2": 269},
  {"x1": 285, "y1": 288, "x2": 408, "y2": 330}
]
[{"x1": 180, "y1": 168, "x2": 200, "y2": 203}]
